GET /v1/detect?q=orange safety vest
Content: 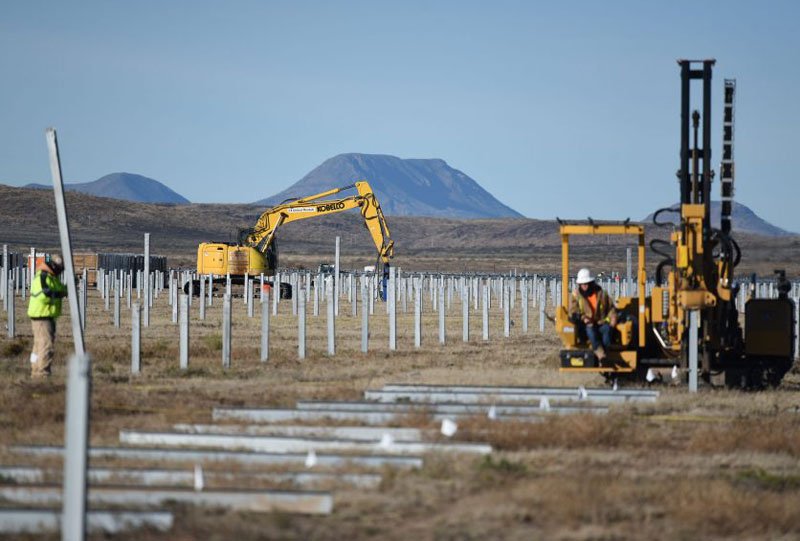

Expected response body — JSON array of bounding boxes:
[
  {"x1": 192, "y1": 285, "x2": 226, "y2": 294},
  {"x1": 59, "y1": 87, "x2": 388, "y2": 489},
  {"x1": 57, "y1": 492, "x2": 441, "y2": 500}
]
[{"x1": 571, "y1": 287, "x2": 614, "y2": 324}]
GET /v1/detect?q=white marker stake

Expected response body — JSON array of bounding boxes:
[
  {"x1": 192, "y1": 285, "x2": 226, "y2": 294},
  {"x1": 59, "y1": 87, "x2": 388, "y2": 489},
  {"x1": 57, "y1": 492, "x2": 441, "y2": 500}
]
[
  {"x1": 193, "y1": 464, "x2": 204, "y2": 492},
  {"x1": 305, "y1": 449, "x2": 317, "y2": 469},
  {"x1": 440, "y1": 419, "x2": 457, "y2": 437}
]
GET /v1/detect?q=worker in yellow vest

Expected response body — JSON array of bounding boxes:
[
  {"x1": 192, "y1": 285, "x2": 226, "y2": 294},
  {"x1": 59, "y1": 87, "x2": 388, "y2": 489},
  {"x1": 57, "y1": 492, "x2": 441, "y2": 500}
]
[
  {"x1": 569, "y1": 268, "x2": 617, "y2": 363},
  {"x1": 27, "y1": 254, "x2": 67, "y2": 378}
]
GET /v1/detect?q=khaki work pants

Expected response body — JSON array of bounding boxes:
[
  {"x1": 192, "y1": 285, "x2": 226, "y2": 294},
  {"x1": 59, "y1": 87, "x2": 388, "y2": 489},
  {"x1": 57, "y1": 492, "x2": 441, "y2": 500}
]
[{"x1": 30, "y1": 318, "x2": 56, "y2": 378}]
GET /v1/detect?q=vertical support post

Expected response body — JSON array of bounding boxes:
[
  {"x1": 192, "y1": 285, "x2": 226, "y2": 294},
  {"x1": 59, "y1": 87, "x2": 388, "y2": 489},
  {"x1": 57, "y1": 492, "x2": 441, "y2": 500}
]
[
  {"x1": 62, "y1": 353, "x2": 91, "y2": 541},
  {"x1": 1, "y1": 244, "x2": 7, "y2": 311},
  {"x1": 522, "y1": 279, "x2": 529, "y2": 333},
  {"x1": 298, "y1": 289, "x2": 306, "y2": 360},
  {"x1": 438, "y1": 281, "x2": 446, "y2": 345},
  {"x1": 482, "y1": 283, "x2": 489, "y2": 341},
  {"x1": 103, "y1": 272, "x2": 110, "y2": 311},
  {"x1": 351, "y1": 274, "x2": 357, "y2": 317},
  {"x1": 361, "y1": 278, "x2": 369, "y2": 354},
  {"x1": 327, "y1": 284, "x2": 335, "y2": 356},
  {"x1": 794, "y1": 299, "x2": 799, "y2": 361},
  {"x1": 688, "y1": 310, "x2": 699, "y2": 393},
  {"x1": 199, "y1": 276, "x2": 206, "y2": 320},
  {"x1": 131, "y1": 303, "x2": 140, "y2": 374},
  {"x1": 369, "y1": 274, "x2": 375, "y2": 315},
  {"x1": 222, "y1": 294, "x2": 232, "y2": 368},
  {"x1": 261, "y1": 291, "x2": 270, "y2": 363},
  {"x1": 462, "y1": 285, "x2": 469, "y2": 342},
  {"x1": 179, "y1": 294, "x2": 189, "y2": 370},
  {"x1": 503, "y1": 283, "x2": 510, "y2": 338},
  {"x1": 208, "y1": 274, "x2": 213, "y2": 306},
  {"x1": 46, "y1": 127, "x2": 88, "y2": 541},
  {"x1": 143, "y1": 233, "x2": 150, "y2": 327},
  {"x1": 626, "y1": 247, "x2": 632, "y2": 297},
  {"x1": 272, "y1": 271, "x2": 279, "y2": 316},
  {"x1": 313, "y1": 274, "x2": 320, "y2": 317},
  {"x1": 288, "y1": 273, "x2": 296, "y2": 316},
  {"x1": 78, "y1": 276, "x2": 86, "y2": 332},
  {"x1": 113, "y1": 279, "x2": 120, "y2": 329},
  {"x1": 172, "y1": 277, "x2": 178, "y2": 324},
  {"x1": 414, "y1": 280, "x2": 421, "y2": 349},
  {"x1": 389, "y1": 266, "x2": 396, "y2": 351},
  {"x1": 247, "y1": 279, "x2": 254, "y2": 318},
  {"x1": 334, "y1": 236, "x2": 340, "y2": 317},
  {"x1": 6, "y1": 280, "x2": 14, "y2": 338},
  {"x1": 539, "y1": 288, "x2": 545, "y2": 333}
]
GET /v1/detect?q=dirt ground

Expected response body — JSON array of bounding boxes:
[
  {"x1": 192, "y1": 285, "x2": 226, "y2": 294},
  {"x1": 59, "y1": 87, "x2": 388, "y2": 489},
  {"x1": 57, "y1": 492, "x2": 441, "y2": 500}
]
[{"x1": 1, "y1": 282, "x2": 800, "y2": 541}]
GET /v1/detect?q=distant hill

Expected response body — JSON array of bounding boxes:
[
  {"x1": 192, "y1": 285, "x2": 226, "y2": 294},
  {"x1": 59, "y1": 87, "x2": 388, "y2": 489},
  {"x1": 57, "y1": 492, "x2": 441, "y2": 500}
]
[
  {"x1": 643, "y1": 201, "x2": 794, "y2": 237},
  {"x1": 24, "y1": 172, "x2": 189, "y2": 204},
  {"x1": 254, "y1": 153, "x2": 523, "y2": 219},
  {"x1": 1, "y1": 184, "x2": 798, "y2": 276}
]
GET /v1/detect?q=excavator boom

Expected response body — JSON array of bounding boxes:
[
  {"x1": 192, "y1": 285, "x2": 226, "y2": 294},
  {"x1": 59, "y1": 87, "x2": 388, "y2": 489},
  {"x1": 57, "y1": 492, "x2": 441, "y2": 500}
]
[{"x1": 243, "y1": 180, "x2": 394, "y2": 265}]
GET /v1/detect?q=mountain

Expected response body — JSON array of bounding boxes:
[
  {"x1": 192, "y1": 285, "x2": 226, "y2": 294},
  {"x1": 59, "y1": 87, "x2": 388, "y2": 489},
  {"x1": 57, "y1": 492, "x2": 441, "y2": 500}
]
[
  {"x1": 24, "y1": 172, "x2": 189, "y2": 204},
  {"x1": 643, "y1": 201, "x2": 794, "y2": 237},
  {"x1": 254, "y1": 153, "x2": 523, "y2": 219}
]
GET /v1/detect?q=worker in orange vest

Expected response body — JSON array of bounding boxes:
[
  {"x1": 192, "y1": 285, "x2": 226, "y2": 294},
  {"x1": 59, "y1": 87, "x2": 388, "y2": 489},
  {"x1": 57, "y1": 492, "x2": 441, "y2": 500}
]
[{"x1": 569, "y1": 268, "x2": 617, "y2": 363}]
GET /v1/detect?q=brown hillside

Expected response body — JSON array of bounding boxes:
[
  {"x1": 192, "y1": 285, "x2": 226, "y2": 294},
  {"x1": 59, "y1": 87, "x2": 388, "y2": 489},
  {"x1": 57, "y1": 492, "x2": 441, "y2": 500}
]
[{"x1": 1, "y1": 184, "x2": 798, "y2": 275}]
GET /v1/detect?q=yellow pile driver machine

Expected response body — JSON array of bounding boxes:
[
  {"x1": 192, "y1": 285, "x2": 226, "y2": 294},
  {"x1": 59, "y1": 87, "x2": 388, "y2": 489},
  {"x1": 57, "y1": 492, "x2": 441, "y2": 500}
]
[{"x1": 556, "y1": 60, "x2": 795, "y2": 387}]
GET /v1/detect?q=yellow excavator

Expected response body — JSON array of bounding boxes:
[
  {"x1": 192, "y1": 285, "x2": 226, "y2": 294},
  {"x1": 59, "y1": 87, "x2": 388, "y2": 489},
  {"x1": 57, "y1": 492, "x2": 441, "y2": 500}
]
[
  {"x1": 555, "y1": 59, "x2": 795, "y2": 388},
  {"x1": 193, "y1": 180, "x2": 394, "y2": 298}
]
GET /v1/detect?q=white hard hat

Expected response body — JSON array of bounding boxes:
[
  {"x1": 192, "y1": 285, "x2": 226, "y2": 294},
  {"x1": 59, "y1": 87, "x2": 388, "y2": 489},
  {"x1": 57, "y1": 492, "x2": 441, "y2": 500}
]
[{"x1": 576, "y1": 268, "x2": 594, "y2": 284}]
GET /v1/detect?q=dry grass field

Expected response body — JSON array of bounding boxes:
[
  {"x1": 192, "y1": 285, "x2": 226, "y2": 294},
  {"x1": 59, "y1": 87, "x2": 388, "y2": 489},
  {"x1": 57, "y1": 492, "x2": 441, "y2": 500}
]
[{"x1": 2, "y1": 281, "x2": 800, "y2": 541}]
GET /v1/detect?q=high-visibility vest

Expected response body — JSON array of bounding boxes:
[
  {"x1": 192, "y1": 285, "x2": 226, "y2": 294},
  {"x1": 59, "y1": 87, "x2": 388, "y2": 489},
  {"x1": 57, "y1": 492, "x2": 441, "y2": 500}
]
[
  {"x1": 28, "y1": 270, "x2": 66, "y2": 319},
  {"x1": 572, "y1": 288, "x2": 611, "y2": 323}
]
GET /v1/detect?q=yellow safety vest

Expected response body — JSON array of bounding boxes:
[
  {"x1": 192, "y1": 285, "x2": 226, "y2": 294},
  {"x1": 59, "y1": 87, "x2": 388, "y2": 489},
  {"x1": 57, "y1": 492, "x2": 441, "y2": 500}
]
[{"x1": 28, "y1": 270, "x2": 66, "y2": 319}]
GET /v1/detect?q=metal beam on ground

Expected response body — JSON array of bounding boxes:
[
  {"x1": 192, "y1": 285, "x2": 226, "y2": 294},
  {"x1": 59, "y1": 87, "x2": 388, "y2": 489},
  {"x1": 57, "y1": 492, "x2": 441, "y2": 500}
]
[
  {"x1": 212, "y1": 407, "x2": 556, "y2": 424},
  {"x1": 172, "y1": 423, "x2": 423, "y2": 442},
  {"x1": 118, "y1": 431, "x2": 492, "y2": 455},
  {"x1": 0, "y1": 485, "x2": 333, "y2": 514},
  {"x1": 362, "y1": 389, "x2": 653, "y2": 404},
  {"x1": 296, "y1": 400, "x2": 607, "y2": 414},
  {"x1": 11, "y1": 445, "x2": 422, "y2": 469},
  {"x1": 0, "y1": 509, "x2": 173, "y2": 535},
  {"x1": 381, "y1": 384, "x2": 659, "y2": 399},
  {"x1": 0, "y1": 465, "x2": 382, "y2": 490}
]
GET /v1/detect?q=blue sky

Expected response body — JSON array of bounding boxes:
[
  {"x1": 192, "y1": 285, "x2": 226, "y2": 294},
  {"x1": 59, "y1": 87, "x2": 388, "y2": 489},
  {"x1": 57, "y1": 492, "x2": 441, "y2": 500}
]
[{"x1": 2, "y1": 1, "x2": 799, "y2": 231}]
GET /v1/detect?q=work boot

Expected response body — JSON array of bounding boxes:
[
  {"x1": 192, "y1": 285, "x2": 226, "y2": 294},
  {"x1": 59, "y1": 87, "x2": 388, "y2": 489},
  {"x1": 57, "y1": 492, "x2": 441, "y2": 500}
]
[{"x1": 594, "y1": 346, "x2": 607, "y2": 365}]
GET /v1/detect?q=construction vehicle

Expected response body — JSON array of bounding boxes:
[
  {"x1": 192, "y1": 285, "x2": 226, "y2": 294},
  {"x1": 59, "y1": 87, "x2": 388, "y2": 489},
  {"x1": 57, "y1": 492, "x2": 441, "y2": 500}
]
[
  {"x1": 555, "y1": 59, "x2": 795, "y2": 387},
  {"x1": 193, "y1": 180, "x2": 394, "y2": 298}
]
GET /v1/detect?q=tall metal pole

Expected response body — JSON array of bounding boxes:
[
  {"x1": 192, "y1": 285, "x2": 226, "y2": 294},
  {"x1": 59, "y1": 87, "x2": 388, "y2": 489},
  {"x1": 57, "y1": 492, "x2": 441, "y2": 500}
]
[
  {"x1": 389, "y1": 266, "x2": 396, "y2": 351},
  {"x1": 131, "y1": 303, "x2": 141, "y2": 374},
  {"x1": 334, "y1": 236, "x2": 340, "y2": 317},
  {"x1": 298, "y1": 289, "x2": 306, "y2": 359},
  {"x1": 222, "y1": 294, "x2": 232, "y2": 368},
  {"x1": 143, "y1": 233, "x2": 150, "y2": 327},
  {"x1": 261, "y1": 291, "x2": 270, "y2": 363},
  {"x1": 688, "y1": 310, "x2": 699, "y2": 392},
  {"x1": 46, "y1": 127, "x2": 88, "y2": 541}
]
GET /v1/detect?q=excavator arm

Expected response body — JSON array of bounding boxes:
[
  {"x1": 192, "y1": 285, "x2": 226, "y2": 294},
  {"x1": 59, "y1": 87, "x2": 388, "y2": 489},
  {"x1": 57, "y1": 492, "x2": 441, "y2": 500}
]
[{"x1": 242, "y1": 180, "x2": 394, "y2": 266}]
